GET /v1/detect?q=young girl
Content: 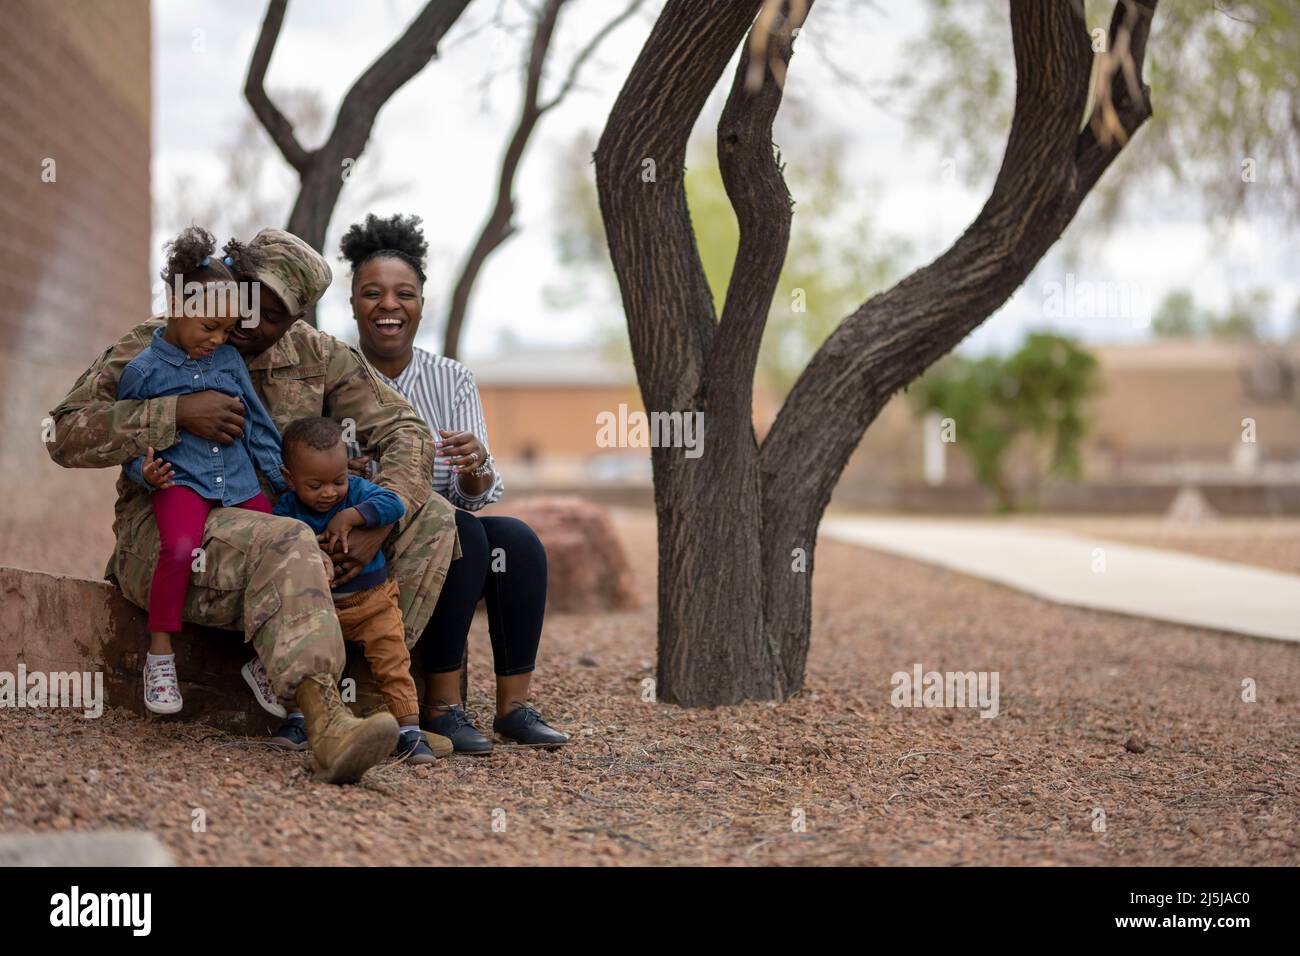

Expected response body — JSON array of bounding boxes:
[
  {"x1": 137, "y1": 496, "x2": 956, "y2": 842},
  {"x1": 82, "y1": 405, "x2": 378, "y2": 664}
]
[{"x1": 120, "y1": 226, "x2": 287, "y2": 714}]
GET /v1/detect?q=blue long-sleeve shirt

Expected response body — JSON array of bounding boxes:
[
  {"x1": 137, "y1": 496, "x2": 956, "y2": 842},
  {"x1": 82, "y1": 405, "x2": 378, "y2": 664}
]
[
  {"x1": 118, "y1": 327, "x2": 286, "y2": 504},
  {"x1": 273, "y1": 475, "x2": 405, "y2": 594}
]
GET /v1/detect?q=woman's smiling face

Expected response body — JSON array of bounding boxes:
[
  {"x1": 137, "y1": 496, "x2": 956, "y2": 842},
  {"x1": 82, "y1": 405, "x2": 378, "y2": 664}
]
[{"x1": 352, "y1": 256, "x2": 423, "y2": 362}]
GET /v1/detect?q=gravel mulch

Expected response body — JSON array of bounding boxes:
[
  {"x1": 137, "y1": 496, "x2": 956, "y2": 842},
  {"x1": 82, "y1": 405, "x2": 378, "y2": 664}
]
[{"x1": 1, "y1": 509, "x2": 1296, "y2": 866}]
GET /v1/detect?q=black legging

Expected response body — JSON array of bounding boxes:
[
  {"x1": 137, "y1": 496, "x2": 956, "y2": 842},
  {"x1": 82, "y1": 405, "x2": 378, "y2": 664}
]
[{"x1": 419, "y1": 509, "x2": 547, "y2": 676}]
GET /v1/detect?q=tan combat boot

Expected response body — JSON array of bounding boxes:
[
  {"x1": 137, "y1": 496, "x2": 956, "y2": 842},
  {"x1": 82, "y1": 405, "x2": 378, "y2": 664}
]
[{"x1": 295, "y1": 674, "x2": 399, "y2": 784}]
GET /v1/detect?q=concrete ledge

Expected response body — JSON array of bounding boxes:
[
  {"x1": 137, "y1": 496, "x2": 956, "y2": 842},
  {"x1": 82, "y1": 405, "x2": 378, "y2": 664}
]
[
  {"x1": 0, "y1": 566, "x2": 280, "y2": 734},
  {"x1": 0, "y1": 497, "x2": 638, "y2": 729}
]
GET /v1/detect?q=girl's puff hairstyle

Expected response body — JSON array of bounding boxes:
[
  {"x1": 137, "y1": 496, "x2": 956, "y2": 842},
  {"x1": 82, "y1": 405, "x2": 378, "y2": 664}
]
[
  {"x1": 338, "y1": 213, "x2": 428, "y2": 286},
  {"x1": 160, "y1": 226, "x2": 263, "y2": 287}
]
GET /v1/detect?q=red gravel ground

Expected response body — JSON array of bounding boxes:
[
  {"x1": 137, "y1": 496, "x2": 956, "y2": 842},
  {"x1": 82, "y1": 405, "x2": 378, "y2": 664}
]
[{"x1": 1, "y1": 509, "x2": 1297, "y2": 865}]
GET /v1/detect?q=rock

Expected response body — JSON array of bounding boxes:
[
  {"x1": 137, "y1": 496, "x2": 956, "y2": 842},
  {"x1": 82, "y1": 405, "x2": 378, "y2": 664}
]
[
  {"x1": 577, "y1": 653, "x2": 599, "y2": 667},
  {"x1": 483, "y1": 497, "x2": 640, "y2": 612},
  {"x1": 1124, "y1": 735, "x2": 1147, "y2": 754},
  {"x1": 0, "y1": 831, "x2": 174, "y2": 866}
]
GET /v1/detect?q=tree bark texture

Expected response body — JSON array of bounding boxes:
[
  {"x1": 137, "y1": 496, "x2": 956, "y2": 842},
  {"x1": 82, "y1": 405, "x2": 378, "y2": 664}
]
[{"x1": 595, "y1": 0, "x2": 1157, "y2": 706}]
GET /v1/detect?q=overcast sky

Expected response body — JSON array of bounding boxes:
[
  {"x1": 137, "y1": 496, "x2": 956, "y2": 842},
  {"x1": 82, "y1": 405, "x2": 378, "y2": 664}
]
[{"x1": 152, "y1": 0, "x2": 1299, "y2": 363}]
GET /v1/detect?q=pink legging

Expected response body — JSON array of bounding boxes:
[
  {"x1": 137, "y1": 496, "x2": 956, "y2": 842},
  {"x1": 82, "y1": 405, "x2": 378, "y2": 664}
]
[{"x1": 147, "y1": 485, "x2": 274, "y2": 632}]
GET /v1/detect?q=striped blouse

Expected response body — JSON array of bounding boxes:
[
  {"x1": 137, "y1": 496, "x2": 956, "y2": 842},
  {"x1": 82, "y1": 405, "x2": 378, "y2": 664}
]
[{"x1": 355, "y1": 347, "x2": 503, "y2": 511}]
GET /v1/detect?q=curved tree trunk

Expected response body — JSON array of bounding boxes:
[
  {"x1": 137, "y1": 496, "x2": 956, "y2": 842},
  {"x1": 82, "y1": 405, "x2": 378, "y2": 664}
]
[{"x1": 596, "y1": 0, "x2": 1157, "y2": 707}]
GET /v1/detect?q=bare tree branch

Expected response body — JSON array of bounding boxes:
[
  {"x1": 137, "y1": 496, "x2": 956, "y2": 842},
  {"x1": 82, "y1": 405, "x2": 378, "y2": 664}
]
[
  {"x1": 443, "y1": 0, "x2": 564, "y2": 357},
  {"x1": 444, "y1": 0, "x2": 645, "y2": 358},
  {"x1": 1081, "y1": 0, "x2": 1155, "y2": 176},
  {"x1": 538, "y1": 0, "x2": 649, "y2": 113},
  {"x1": 1089, "y1": 0, "x2": 1148, "y2": 147},
  {"x1": 761, "y1": 0, "x2": 1156, "y2": 550},
  {"x1": 745, "y1": 0, "x2": 808, "y2": 92},
  {"x1": 441, "y1": 0, "x2": 512, "y2": 53},
  {"x1": 748, "y1": 0, "x2": 1156, "y2": 691},
  {"x1": 244, "y1": 0, "x2": 473, "y2": 298},
  {"x1": 244, "y1": 0, "x2": 311, "y2": 173},
  {"x1": 327, "y1": 0, "x2": 471, "y2": 158}
]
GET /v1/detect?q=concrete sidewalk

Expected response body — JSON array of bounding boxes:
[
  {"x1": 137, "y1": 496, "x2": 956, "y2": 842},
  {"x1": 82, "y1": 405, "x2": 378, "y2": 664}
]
[{"x1": 820, "y1": 517, "x2": 1300, "y2": 643}]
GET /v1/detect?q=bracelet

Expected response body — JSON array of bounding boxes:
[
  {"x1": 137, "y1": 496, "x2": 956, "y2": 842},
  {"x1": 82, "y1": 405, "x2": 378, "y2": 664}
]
[{"x1": 468, "y1": 453, "x2": 495, "y2": 479}]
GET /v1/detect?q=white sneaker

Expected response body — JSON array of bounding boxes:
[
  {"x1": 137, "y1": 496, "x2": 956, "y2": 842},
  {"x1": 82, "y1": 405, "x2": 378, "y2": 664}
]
[
  {"x1": 143, "y1": 655, "x2": 183, "y2": 715},
  {"x1": 241, "y1": 657, "x2": 288, "y2": 719}
]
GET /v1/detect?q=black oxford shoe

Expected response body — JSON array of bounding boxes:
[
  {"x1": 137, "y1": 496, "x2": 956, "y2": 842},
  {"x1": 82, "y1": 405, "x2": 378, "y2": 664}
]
[
  {"x1": 420, "y1": 705, "x2": 494, "y2": 755},
  {"x1": 493, "y1": 704, "x2": 570, "y2": 748}
]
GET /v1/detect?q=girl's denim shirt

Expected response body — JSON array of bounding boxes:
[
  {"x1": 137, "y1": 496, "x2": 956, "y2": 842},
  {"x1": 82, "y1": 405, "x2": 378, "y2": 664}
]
[{"x1": 118, "y1": 326, "x2": 286, "y2": 505}]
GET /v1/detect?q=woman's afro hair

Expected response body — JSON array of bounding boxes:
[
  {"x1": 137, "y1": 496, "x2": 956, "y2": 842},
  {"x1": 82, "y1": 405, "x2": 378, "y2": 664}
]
[{"x1": 339, "y1": 213, "x2": 428, "y2": 284}]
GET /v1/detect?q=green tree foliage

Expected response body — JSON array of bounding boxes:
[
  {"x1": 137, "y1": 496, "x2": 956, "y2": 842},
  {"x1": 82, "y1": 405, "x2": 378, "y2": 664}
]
[
  {"x1": 1151, "y1": 287, "x2": 1273, "y2": 340},
  {"x1": 908, "y1": 333, "x2": 1101, "y2": 511},
  {"x1": 893, "y1": 0, "x2": 1300, "y2": 224},
  {"x1": 1150, "y1": 288, "x2": 1201, "y2": 338}
]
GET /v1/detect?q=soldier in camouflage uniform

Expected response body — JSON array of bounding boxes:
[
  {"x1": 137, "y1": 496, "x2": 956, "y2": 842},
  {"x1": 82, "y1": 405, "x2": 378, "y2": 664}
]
[{"x1": 45, "y1": 228, "x2": 459, "y2": 783}]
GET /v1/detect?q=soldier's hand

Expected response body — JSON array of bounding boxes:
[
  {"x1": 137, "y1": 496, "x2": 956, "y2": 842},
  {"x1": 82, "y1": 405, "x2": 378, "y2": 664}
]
[
  {"x1": 177, "y1": 390, "x2": 245, "y2": 444},
  {"x1": 347, "y1": 454, "x2": 371, "y2": 478},
  {"x1": 328, "y1": 523, "x2": 391, "y2": 585},
  {"x1": 141, "y1": 447, "x2": 176, "y2": 489}
]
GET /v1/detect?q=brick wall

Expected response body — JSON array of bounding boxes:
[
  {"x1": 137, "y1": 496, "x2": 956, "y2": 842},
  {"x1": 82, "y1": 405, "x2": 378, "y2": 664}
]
[{"x1": 0, "y1": 0, "x2": 151, "y2": 577}]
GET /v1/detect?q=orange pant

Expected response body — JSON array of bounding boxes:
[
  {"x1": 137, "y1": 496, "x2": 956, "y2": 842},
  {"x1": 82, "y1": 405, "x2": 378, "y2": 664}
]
[{"x1": 333, "y1": 579, "x2": 418, "y2": 721}]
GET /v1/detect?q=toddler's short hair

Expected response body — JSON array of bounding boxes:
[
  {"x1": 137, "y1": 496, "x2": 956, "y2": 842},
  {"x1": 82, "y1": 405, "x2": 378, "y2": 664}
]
[{"x1": 282, "y1": 417, "x2": 344, "y2": 466}]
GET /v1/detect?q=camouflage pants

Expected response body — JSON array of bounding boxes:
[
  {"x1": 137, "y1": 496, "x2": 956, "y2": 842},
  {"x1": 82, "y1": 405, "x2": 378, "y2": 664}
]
[{"x1": 112, "y1": 493, "x2": 458, "y2": 699}]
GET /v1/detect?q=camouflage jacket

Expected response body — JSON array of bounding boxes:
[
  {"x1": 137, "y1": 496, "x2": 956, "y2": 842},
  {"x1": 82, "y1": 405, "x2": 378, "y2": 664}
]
[{"x1": 47, "y1": 319, "x2": 439, "y2": 578}]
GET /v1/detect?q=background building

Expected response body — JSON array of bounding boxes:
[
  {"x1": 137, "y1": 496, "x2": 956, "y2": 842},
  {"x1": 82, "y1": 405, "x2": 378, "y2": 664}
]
[
  {"x1": 471, "y1": 340, "x2": 1300, "y2": 516},
  {"x1": 0, "y1": 0, "x2": 152, "y2": 576},
  {"x1": 834, "y1": 340, "x2": 1300, "y2": 514},
  {"x1": 475, "y1": 346, "x2": 650, "y2": 496}
]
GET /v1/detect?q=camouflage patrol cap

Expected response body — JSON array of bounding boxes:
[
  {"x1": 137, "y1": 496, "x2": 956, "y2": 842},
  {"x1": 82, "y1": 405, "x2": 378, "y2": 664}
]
[{"x1": 247, "y1": 228, "x2": 333, "y2": 315}]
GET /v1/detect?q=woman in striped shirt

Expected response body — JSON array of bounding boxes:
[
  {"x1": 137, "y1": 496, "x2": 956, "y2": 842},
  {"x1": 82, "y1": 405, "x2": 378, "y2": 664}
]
[{"x1": 337, "y1": 213, "x2": 568, "y2": 753}]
